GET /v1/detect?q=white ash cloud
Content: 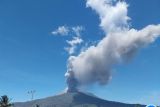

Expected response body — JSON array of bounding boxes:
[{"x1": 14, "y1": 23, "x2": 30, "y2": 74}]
[
  {"x1": 86, "y1": 0, "x2": 130, "y2": 33},
  {"x1": 65, "y1": 0, "x2": 160, "y2": 92}
]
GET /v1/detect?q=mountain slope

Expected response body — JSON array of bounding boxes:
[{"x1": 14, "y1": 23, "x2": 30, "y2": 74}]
[{"x1": 14, "y1": 92, "x2": 145, "y2": 107}]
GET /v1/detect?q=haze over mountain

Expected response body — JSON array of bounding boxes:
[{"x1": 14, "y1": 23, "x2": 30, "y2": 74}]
[{"x1": 14, "y1": 92, "x2": 146, "y2": 107}]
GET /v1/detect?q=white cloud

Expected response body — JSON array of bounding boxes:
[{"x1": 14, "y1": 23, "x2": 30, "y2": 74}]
[
  {"x1": 72, "y1": 26, "x2": 84, "y2": 37},
  {"x1": 65, "y1": 26, "x2": 84, "y2": 55},
  {"x1": 65, "y1": 36, "x2": 83, "y2": 55},
  {"x1": 52, "y1": 26, "x2": 69, "y2": 36},
  {"x1": 67, "y1": 25, "x2": 160, "y2": 86},
  {"x1": 65, "y1": 0, "x2": 160, "y2": 92},
  {"x1": 52, "y1": 25, "x2": 84, "y2": 55},
  {"x1": 67, "y1": 36, "x2": 83, "y2": 46},
  {"x1": 86, "y1": 0, "x2": 130, "y2": 33},
  {"x1": 52, "y1": 25, "x2": 84, "y2": 37}
]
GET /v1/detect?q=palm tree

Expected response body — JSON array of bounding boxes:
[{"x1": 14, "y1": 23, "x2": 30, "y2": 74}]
[{"x1": 0, "y1": 95, "x2": 13, "y2": 107}]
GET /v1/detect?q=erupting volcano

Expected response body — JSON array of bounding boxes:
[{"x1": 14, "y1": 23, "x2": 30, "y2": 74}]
[{"x1": 12, "y1": 0, "x2": 160, "y2": 106}]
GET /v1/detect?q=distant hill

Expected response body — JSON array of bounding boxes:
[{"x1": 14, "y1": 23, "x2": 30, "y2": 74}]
[{"x1": 14, "y1": 92, "x2": 146, "y2": 107}]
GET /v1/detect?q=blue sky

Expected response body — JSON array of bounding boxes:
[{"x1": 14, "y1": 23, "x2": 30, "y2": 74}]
[{"x1": 0, "y1": 0, "x2": 160, "y2": 105}]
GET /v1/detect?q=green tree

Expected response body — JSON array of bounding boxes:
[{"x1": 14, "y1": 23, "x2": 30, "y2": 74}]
[{"x1": 0, "y1": 95, "x2": 13, "y2": 107}]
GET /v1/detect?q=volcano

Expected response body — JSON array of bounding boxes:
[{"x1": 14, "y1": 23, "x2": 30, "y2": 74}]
[{"x1": 14, "y1": 92, "x2": 145, "y2": 107}]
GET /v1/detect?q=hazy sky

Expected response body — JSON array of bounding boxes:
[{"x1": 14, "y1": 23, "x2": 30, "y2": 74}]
[{"x1": 0, "y1": 0, "x2": 160, "y2": 105}]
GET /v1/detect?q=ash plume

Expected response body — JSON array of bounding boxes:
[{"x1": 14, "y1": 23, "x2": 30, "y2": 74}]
[{"x1": 65, "y1": 0, "x2": 160, "y2": 92}]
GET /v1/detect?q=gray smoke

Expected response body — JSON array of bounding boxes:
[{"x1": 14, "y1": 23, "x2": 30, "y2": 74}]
[{"x1": 65, "y1": 0, "x2": 160, "y2": 92}]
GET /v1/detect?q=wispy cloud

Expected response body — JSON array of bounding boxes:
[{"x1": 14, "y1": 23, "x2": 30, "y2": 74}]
[
  {"x1": 72, "y1": 26, "x2": 84, "y2": 37},
  {"x1": 52, "y1": 26, "x2": 69, "y2": 36},
  {"x1": 65, "y1": 36, "x2": 83, "y2": 55},
  {"x1": 65, "y1": 26, "x2": 84, "y2": 55},
  {"x1": 52, "y1": 25, "x2": 84, "y2": 55}
]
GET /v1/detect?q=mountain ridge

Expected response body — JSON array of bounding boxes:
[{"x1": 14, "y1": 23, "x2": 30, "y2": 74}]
[{"x1": 14, "y1": 92, "x2": 146, "y2": 107}]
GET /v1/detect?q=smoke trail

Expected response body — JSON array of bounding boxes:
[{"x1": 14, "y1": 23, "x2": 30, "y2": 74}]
[{"x1": 65, "y1": 0, "x2": 160, "y2": 92}]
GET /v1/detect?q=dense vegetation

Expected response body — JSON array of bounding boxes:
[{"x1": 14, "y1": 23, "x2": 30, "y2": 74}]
[{"x1": 0, "y1": 95, "x2": 13, "y2": 107}]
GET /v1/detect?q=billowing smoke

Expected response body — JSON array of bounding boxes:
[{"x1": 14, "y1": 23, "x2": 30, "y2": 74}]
[{"x1": 65, "y1": 0, "x2": 160, "y2": 92}]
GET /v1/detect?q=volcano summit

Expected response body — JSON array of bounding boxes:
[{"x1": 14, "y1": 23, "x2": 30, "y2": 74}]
[{"x1": 14, "y1": 92, "x2": 145, "y2": 107}]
